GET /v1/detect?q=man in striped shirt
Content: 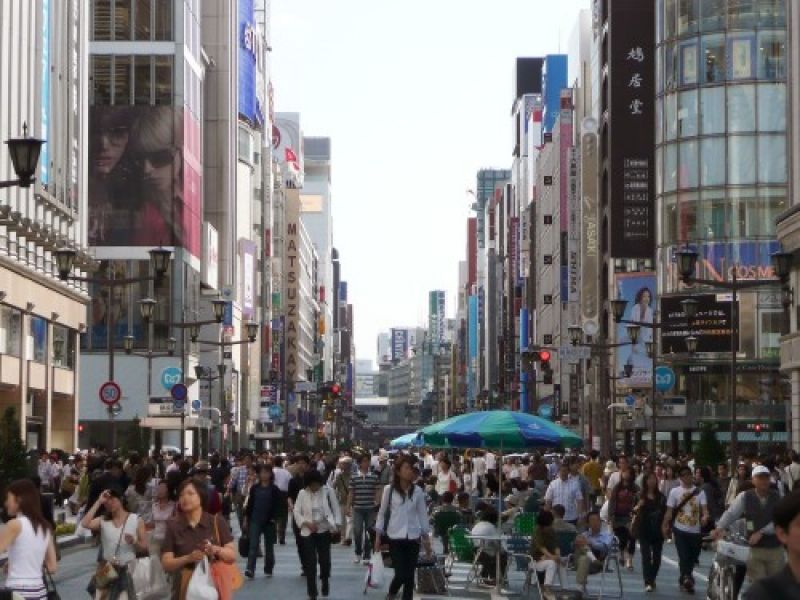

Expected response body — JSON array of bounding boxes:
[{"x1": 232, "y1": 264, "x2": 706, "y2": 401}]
[
  {"x1": 544, "y1": 460, "x2": 586, "y2": 524},
  {"x1": 347, "y1": 454, "x2": 381, "y2": 564}
]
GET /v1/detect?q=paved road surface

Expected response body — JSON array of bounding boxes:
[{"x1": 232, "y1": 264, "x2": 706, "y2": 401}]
[{"x1": 38, "y1": 526, "x2": 722, "y2": 599}]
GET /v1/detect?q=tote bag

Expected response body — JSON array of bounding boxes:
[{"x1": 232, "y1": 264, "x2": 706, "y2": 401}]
[{"x1": 186, "y1": 557, "x2": 218, "y2": 600}]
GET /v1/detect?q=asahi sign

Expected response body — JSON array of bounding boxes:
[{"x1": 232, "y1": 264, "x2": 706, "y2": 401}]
[
  {"x1": 580, "y1": 121, "x2": 599, "y2": 332},
  {"x1": 283, "y1": 191, "x2": 301, "y2": 382},
  {"x1": 567, "y1": 147, "x2": 579, "y2": 304}
]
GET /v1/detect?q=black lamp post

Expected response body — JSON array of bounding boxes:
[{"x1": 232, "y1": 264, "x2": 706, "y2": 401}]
[
  {"x1": 2, "y1": 124, "x2": 45, "y2": 188},
  {"x1": 676, "y1": 245, "x2": 793, "y2": 465},
  {"x1": 54, "y1": 246, "x2": 173, "y2": 450}
]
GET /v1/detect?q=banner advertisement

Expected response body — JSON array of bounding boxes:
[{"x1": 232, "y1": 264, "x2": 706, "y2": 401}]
[
  {"x1": 238, "y1": 0, "x2": 265, "y2": 128},
  {"x1": 88, "y1": 106, "x2": 201, "y2": 257},
  {"x1": 283, "y1": 192, "x2": 301, "y2": 381},
  {"x1": 202, "y1": 222, "x2": 219, "y2": 289},
  {"x1": 661, "y1": 294, "x2": 738, "y2": 354},
  {"x1": 580, "y1": 125, "x2": 599, "y2": 331},
  {"x1": 568, "y1": 147, "x2": 580, "y2": 303},
  {"x1": 391, "y1": 328, "x2": 408, "y2": 363},
  {"x1": 240, "y1": 239, "x2": 256, "y2": 319},
  {"x1": 666, "y1": 240, "x2": 781, "y2": 283},
  {"x1": 272, "y1": 113, "x2": 304, "y2": 187},
  {"x1": 614, "y1": 272, "x2": 656, "y2": 387},
  {"x1": 609, "y1": 0, "x2": 655, "y2": 258}
]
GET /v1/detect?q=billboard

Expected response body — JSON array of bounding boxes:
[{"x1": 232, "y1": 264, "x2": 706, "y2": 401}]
[
  {"x1": 202, "y1": 222, "x2": 219, "y2": 290},
  {"x1": 272, "y1": 113, "x2": 304, "y2": 187},
  {"x1": 391, "y1": 328, "x2": 408, "y2": 363},
  {"x1": 238, "y1": 0, "x2": 265, "y2": 128},
  {"x1": 428, "y1": 291, "x2": 446, "y2": 348},
  {"x1": 661, "y1": 294, "x2": 738, "y2": 354},
  {"x1": 609, "y1": 0, "x2": 655, "y2": 258},
  {"x1": 614, "y1": 272, "x2": 656, "y2": 387},
  {"x1": 580, "y1": 124, "x2": 600, "y2": 331},
  {"x1": 88, "y1": 106, "x2": 201, "y2": 257},
  {"x1": 666, "y1": 240, "x2": 781, "y2": 284},
  {"x1": 240, "y1": 239, "x2": 256, "y2": 319}
]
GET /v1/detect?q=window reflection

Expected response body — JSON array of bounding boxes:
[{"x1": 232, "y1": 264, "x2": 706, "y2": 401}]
[
  {"x1": 665, "y1": 0, "x2": 677, "y2": 39},
  {"x1": 757, "y1": 0, "x2": 786, "y2": 27},
  {"x1": 679, "y1": 141, "x2": 699, "y2": 188},
  {"x1": 729, "y1": 135, "x2": 757, "y2": 184},
  {"x1": 665, "y1": 144, "x2": 678, "y2": 192},
  {"x1": 703, "y1": 34, "x2": 726, "y2": 83},
  {"x1": 700, "y1": 86, "x2": 725, "y2": 134},
  {"x1": 757, "y1": 84, "x2": 786, "y2": 131},
  {"x1": 678, "y1": 90, "x2": 698, "y2": 136},
  {"x1": 758, "y1": 135, "x2": 786, "y2": 183},
  {"x1": 758, "y1": 31, "x2": 786, "y2": 79},
  {"x1": 678, "y1": 0, "x2": 699, "y2": 35},
  {"x1": 727, "y1": 84, "x2": 756, "y2": 132},
  {"x1": 700, "y1": 0, "x2": 726, "y2": 32},
  {"x1": 665, "y1": 93, "x2": 678, "y2": 140},
  {"x1": 700, "y1": 138, "x2": 726, "y2": 185},
  {"x1": 728, "y1": 0, "x2": 758, "y2": 30}
]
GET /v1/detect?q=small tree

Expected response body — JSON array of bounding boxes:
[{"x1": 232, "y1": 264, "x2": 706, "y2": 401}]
[
  {"x1": 0, "y1": 407, "x2": 32, "y2": 493},
  {"x1": 695, "y1": 423, "x2": 725, "y2": 468}
]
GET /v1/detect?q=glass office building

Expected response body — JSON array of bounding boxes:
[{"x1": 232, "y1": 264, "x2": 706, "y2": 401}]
[{"x1": 655, "y1": 1, "x2": 788, "y2": 430}]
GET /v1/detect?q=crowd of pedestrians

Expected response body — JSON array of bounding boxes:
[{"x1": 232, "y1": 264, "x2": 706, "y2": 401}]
[{"x1": 0, "y1": 445, "x2": 798, "y2": 598}]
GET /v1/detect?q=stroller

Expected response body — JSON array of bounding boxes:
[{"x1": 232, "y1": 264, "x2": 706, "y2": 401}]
[{"x1": 706, "y1": 519, "x2": 749, "y2": 600}]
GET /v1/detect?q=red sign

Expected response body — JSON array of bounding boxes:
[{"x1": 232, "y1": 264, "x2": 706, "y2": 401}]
[{"x1": 99, "y1": 381, "x2": 122, "y2": 406}]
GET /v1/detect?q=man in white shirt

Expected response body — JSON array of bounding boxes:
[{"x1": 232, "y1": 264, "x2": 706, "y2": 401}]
[
  {"x1": 604, "y1": 455, "x2": 629, "y2": 499},
  {"x1": 662, "y1": 465, "x2": 709, "y2": 594},
  {"x1": 544, "y1": 461, "x2": 585, "y2": 524},
  {"x1": 485, "y1": 451, "x2": 497, "y2": 476},
  {"x1": 472, "y1": 451, "x2": 487, "y2": 480}
]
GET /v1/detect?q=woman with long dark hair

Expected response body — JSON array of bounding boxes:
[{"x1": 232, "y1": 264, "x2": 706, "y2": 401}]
[
  {"x1": 0, "y1": 479, "x2": 58, "y2": 599},
  {"x1": 608, "y1": 466, "x2": 638, "y2": 571},
  {"x1": 635, "y1": 472, "x2": 667, "y2": 592},
  {"x1": 375, "y1": 454, "x2": 432, "y2": 600}
]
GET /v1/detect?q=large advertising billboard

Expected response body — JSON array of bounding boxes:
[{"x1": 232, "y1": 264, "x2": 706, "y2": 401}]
[
  {"x1": 609, "y1": 0, "x2": 655, "y2": 258},
  {"x1": 580, "y1": 124, "x2": 599, "y2": 332},
  {"x1": 661, "y1": 294, "x2": 737, "y2": 354},
  {"x1": 614, "y1": 272, "x2": 656, "y2": 387},
  {"x1": 666, "y1": 240, "x2": 781, "y2": 284},
  {"x1": 391, "y1": 328, "x2": 408, "y2": 363},
  {"x1": 238, "y1": 0, "x2": 265, "y2": 128},
  {"x1": 88, "y1": 106, "x2": 201, "y2": 257},
  {"x1": 272, "y1": 113, "x2": 304, "y2": 187}
]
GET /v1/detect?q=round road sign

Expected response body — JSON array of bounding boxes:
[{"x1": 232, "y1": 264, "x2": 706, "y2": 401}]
[
  {"x1": 170, "y1": 383, "x2": 188, "y2": 402},
  {"x1": 99, "y1": 381, "x2": 122, "y2": 406}
]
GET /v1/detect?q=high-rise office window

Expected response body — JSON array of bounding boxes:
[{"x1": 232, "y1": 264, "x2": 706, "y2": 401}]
[
  {"x1": 155, "y1": 0, "x2": 173, "y2": 40},
  {"x1": 154, "y1": 56, "x2": 173, "y2": 105},
  {"x1": 113, "y1": 56, "x2": 132, "y2": 105},
  {"x1": 91, "y1": 56, "x2": 112, "y2": 105},
  {"x1": 134, "y1": 0, "x2": 151, "y2": 39},
  {"x1": 93, "y1": 0, "x2": 112, "y2": 40},
  {"x1": 134, "y1": 56, "x2": 152, "y2": 105},
  {"x1": 91, "y1": 55, "x2": 172, "y2": 106},
  {"x1": 92, "y1": 0, "x2": 172, "y2": 41},
  {"x1": 114, "y1": 0, "x2": 132, "y2": 40}
]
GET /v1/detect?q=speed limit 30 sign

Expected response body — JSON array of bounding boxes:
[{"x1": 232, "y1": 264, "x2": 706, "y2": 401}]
[{"x1": 99, "y1": 381, "x2": 122, "y2": 406}]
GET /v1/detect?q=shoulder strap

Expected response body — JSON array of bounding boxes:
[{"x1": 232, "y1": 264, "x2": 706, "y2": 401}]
[
  {"x1": 383, "y1": 486, "x2": 393, "y2": 533},
  {"x1": 112, "y1": 513, "x2": 131, "y2": 560},
  {"x1": 675, "y1": 488, "x2": 700, "y2": 514}
]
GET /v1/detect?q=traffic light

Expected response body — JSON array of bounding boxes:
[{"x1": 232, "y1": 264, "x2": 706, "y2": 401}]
[
  {"x1": 331, "y1": 383, "x2": 342, "y2": 400},
  {"x1": 543, "y1": 370, "x2": 553, "y2": 385},
  {"x1": 537, "y1": 349, "x2": 551, "y2": 366},
  {"x1": 534, "y1": 350, "x2": 554, "y2": 384}
]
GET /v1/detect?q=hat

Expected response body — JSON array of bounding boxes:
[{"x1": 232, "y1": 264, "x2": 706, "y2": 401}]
[
  {"x1": 603, "y1": 460, "x2": 617, "y2": 475},
  {"x1": 752, "y1": 465, "x2": 771, "y2": 477}
]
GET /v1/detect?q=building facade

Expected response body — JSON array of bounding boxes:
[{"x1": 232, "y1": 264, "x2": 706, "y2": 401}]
[{"x1": 0, "y1": 0, "x2": 90, "y2": 451}]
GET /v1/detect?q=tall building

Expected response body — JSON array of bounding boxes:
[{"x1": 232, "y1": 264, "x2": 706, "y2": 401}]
[
  {"x1": 81, "y1": 0, "x2": 208, "y2": 451},
  {"x1": 0, "y1": 0, "x2": 89, "y2": 450},
  {"x1": 652, "y1": 0, "x2": 788, "y2": 450}
]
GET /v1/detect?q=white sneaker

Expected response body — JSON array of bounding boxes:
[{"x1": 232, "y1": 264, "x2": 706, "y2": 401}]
[{"x1": 353, "y1": 556, "x2": 361, "y2": 564}]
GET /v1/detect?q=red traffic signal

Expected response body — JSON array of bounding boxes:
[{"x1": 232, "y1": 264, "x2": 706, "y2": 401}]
[
  {"x1": 331, "y1": 383, "x2": 341, "y2": 395},
  {"x1": 538, "y1": 350, "x2": 551, "y2": 363}
]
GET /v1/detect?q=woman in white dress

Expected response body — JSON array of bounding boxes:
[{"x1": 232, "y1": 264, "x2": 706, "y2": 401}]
[
  {"x1": 0, "y1": 479, "x2": 58, "y2": 600},
  {"x1": 81, "y1": 485, "x2": 149, "y2": 599}
]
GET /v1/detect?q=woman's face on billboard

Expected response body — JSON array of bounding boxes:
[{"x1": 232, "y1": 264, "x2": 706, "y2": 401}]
[
  {"x1": 93, "y1": 124, "x2": 130, "y2": 176},
  {"x1": 139, "y1": 148, "x2": 176, "y2": 194}
]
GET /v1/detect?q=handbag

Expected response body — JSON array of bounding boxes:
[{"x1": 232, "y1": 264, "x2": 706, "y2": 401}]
[
  {"x1": 629, "y1": 509, "x2": 642, "y2": 540},
  {"x1": 209, "y1": 514, "x2": 243, "y2": 597},
  {"x1": 186, "y1": 557, "x2": 219, "y2": 600},
  {"x1": 666, "y1": 488, "x2": 700, "y2": 536},
  {"x1": 238, "y1": 533, "x2": 250, "y2": 558},
  {"x1": 128, "y1": 556, "x2": 169, "y2": 600},
  {"x1": 93, "y1": 515, "x2": 130, "y2": 589},
  {"x1": 43, "y1": 568, "x2": 60, "y2": 600}
]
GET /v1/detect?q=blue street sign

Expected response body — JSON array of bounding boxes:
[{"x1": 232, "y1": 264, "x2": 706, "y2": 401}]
[
  {"x1": 268, "y1": 404, "x2": 282, "y2": 420},
  {"x1": 655, "y1": 366, "x2": 676, "y2": 392},
  {"x1": 625, "y1": 394, "x2": 636, "y2": 407},
  {"x1": 191, "y1": 400, "x2": 201, "y2": 411},
  {"x1": 173, "y1": 398, "x2": 185, "y2": 412},
  {"x1": 160, "y1": 367, "x2": 182, "y2": 391},
  {"x1": 170, "y1": 383, "x2": 188, "y2": 402}
]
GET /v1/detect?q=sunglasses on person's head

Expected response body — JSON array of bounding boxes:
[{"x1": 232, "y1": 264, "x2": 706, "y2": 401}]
[{"x1": 135, "y1": 149, "x2": 175, "y2": 168}]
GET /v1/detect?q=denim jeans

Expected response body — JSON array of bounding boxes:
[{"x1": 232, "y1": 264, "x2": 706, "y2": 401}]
[
  {"x1": 672, "y1": 529, "x2": 702, "y2": 583},
  {"x1": 352, "y1": 507, "x2": 376, "y2": 559},
  {"x1": 247, "y1": 520, "x2": 276, "y2": 574}
]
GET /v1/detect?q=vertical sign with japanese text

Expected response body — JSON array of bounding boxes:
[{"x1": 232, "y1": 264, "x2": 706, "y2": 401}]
[{"x1": 609, "y1": 0, "x2": 655, "y2": 258}]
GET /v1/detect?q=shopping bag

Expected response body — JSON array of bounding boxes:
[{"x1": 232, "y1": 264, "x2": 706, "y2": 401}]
[
  {"x1": 186, "y1": 557, "x2": 219, "y2": 600},
  {"x1": 128, "y1": 557, "x2": 169, "y2": 600},
  {"x1": 238, "y1": 534, "x2": 249, "y2": 558},
  {"x1": 366, "y1": 556, "x2": 385, "y2": 588}
]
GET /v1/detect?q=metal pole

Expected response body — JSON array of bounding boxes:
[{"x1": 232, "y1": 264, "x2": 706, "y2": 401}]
[
  {"x1": 108, "y1": 276, "x2": 117, "y2": 451},
  {"x1": 651, "y1": 327, "x2": 657, "y2": 457},
  {"x1": 180, "y1": 308, "x2": 186, "y2": 456},
  {"x1": 731, "y1": 279, "x2": 738, "y2": 466}
]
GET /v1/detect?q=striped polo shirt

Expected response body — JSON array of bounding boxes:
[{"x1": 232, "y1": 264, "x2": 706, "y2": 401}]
[{"x1": 350, "y1": 470, "x2": 380, "y2": 509}]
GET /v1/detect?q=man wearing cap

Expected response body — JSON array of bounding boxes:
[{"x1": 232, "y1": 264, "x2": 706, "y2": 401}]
[{"x1": 712, "y1": 465, "x2": 786, "y2": 584}]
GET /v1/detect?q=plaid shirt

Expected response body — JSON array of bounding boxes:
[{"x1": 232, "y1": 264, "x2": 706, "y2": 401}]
[{"x1": 228, "y1": 465, "x2": 248, "y2": 494}]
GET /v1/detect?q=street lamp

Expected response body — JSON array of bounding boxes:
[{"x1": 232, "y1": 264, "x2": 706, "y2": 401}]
[
  {"x1": 4, "y1": 124, "x2": 45, "y2": 188},
  {"x1": 138, "y1": 298, "x2": 157, "y2": 322},
  {"x1": 211, "y1": 299, "x2": 227, "y2": 323},
  {"x1": 245, "y1": 321, "x2": 259, "y2": 343},
  {"x1": 686, "y1": 336, "x2": 698, "y2": 355},
  {"x1": 676, "y1": 243, "x2": 793, "y2": 465}
]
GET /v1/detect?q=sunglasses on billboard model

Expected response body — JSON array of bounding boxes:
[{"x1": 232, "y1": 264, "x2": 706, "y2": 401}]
[{"x1": 135, "y1": 149, "x2": 175, "y2": 169}]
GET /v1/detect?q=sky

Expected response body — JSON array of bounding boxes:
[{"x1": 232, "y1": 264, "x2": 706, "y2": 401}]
[{"x1": 271, "y1": 0, "x2": 588, "y2": 367}]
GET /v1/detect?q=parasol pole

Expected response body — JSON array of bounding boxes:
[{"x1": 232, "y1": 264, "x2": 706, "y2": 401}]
[{"x1": 496, "y1": 438, "x2": 503, "y2": 595}]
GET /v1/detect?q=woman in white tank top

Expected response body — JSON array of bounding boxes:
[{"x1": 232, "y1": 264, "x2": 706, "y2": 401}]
[{"x1": 0, "y1": 479, "x2": 58, "y2": 600}]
